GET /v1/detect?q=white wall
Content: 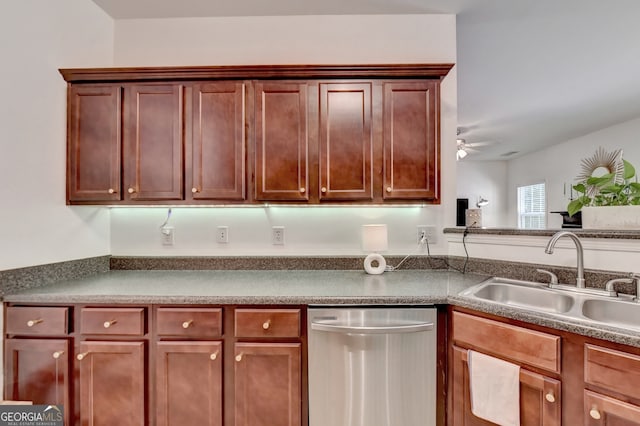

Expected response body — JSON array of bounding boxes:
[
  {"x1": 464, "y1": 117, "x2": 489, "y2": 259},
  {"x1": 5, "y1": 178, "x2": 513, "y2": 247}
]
[
  {"x1": 110, "y1": 15, "x2": 458, "y2": 256},
  {"x1": 456, "y1": 160, "x2": 508, "y2": 227},
  {"x1": 507, "y1": 116, "x2": 640, "y2": 229},
  {"x1": 0, "y1": 0, "x2": 114, "y2": 271}
]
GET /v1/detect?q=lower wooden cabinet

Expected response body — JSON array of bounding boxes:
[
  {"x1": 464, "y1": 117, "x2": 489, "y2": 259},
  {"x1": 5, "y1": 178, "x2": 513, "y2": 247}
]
[
  {"x1": 4, "y1": 339, "x2": 70, "y2": 424},
  {"x1": 233, "y1": 342, "x2": 302, "y2": 426},
  {"x1": 155, "y1": 341, "x2": 223, "y2": 426},
  {"x1": 450, "y1": 346, "x2": 561, "y2": 426},
  {"x1": 77, "y1": 341, "x2": 145, "y2": 426}
]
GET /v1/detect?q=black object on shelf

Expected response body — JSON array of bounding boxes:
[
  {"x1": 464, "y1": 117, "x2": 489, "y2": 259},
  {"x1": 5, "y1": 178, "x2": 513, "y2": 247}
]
[
  {"x1": 551, "y1": 211, "x2": 582, "y2": 228},
  {"x1": 456, "y1": 198, "x2": 469, "y2": 226}
]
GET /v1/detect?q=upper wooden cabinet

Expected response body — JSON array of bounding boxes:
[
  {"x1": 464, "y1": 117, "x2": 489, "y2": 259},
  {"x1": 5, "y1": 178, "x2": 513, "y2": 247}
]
[
  {"x1": 61, "y1": 64, "x2": 453, "y2": 205},
  {"x1": 189, "y1": 82, "x2": 246, "y2": 201},
  {"x1": 67, "y1": 85, "x2": 121, "y2": 202},
  {"x1": 383, "y1": 81, "x2": 440, "y2": 201},
  {"x1": 254, "y1": 82, "x2": 309, "y2": 201},
  {"x1": 124, "y1": 84, "x2": 184, "y2": 201},
  {"x1": 319, "y1": 83, "x2": 373, "y2": 201}
]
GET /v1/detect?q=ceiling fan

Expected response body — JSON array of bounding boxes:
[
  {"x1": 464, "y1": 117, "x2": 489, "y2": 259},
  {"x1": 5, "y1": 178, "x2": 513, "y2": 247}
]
[{"x1": 456, "y1": 127, "x2": 498, "y2": 160}]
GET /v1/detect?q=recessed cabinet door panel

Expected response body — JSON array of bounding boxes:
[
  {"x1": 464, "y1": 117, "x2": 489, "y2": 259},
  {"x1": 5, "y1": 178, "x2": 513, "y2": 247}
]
[
  {"x1": 319, "y1": 83, "x2": 372, "y2": 201},
  {"x1": 234, "y1": 342, "x2": 301, "y2": 426},
  {"x1": 4, "y1": 339, "x2": 70, "y2": 424},
  {"x1": 255, "y1": 82, "x2": 308, "y2": 201},
  {"x1": 190, "y1": 82, "x2": 245, "y2": 200},
  {"x1": 383, "y1": 81, "x2": 439, "y2": 201},
  {"x1": 156, "y1": 341, "x2": 223, "y2": 426},
  {"x1": 124, "y1": 84, "x2": 183, "y2": 201},
  {"x1": 77, "y1": 341, "x2": 145, "y2": 426},
  {"x1": 451, "y1": 346, "x2": 561, "y2": 426},
  {"x1": 68, "y1": 85, "x2": 121, "y2": 202}
]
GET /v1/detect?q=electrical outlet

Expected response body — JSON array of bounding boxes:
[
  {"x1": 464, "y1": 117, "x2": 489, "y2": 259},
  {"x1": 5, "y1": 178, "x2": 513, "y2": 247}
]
[
  {"x1": 417, "y1": 225, "x2": 437, "y2": 244},
  {"x1": 216, "y1": 226, "x2": 229, "y2": 243},
  {"x1": 161, "y1": 226, "x2": 174, "y2": 246},
  {"x1": 272, "y1": 226, "x2": 285, "y2": 245}
]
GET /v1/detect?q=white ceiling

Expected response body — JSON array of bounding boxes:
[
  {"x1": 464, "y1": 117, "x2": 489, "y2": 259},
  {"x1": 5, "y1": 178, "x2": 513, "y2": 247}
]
[{"x1": 92, "y1": 0, "x2": 640, "y2": 160}]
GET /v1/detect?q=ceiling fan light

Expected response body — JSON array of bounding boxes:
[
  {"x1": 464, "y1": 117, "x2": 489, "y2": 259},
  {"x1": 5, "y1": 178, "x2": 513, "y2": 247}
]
[{"x1": 457, "y1": 147, "x2": 468, "y2": 160}]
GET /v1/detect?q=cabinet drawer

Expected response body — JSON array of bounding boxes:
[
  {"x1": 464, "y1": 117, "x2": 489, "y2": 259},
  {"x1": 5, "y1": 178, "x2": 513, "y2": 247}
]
[
  {"x1": 156, "y1": 307, "x2": 222, "y2": 338},
  {"x1": 6, "y1": 307, "x2": 69, "y2": 335},
  {"x1": 452, "y1": 311, "x2": 560, "y2": 373},
  {"x1": 585, "y1": 344, "x2": 640, "y2": 401},
  {"x1": 80, "y1": 307, "x2": 145, "y2": 336},
  {"x1": 235, "y1": 309, "x2": 301, "y2": 338}
]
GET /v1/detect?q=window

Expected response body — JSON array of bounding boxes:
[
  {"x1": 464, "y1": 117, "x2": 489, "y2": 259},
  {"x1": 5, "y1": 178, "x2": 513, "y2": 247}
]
[{"x1": 517, "y1": 182, "x2": 546, "y2": 229}]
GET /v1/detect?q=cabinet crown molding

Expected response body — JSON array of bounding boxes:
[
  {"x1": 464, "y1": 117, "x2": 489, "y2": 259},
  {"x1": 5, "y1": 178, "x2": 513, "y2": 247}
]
[{"x1": 59, "y1": 63, "x2": 454, "y2": 83}]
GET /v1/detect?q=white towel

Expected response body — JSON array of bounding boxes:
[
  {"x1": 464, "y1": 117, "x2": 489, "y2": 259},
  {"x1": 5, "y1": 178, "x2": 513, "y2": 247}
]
[{"x1": 468, "y1": 350, "x2": 520, "y2": 426}]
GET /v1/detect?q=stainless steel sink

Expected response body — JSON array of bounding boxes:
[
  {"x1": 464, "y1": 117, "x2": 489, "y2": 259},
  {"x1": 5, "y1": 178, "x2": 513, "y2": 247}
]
[
  {"x1": 460, "y1": 278, "x2": 575, "y2": 314},
  {"x1": 582, "y1": 299, "x2": 640, "y2": 331},
  {"x1": 460, "y1": 276, "x2": 640, "y2": 333}
]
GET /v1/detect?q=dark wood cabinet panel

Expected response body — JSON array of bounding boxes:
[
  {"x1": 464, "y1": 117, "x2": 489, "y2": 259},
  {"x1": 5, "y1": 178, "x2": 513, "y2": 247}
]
[
  {"x1": 234, "y1": 308, "x2": 301, "y2": 338},
  {"x1": 5, "y1": 306, "x2": 69, "y2": 336},
  {"x1": 189, "y1": 82, "x2": 245, "y2": 200},
  {"x1": 4, "y1": 339, "x2": 70, "y2": 424},
  {"x1": 234, "y1": 342, "x2": 302, "y2": 426},
  {"x1": 254, "y1": 82, "x2": 309, "y2": 201},
  {"x1": 584, "y1": 390, "x2": 640, "y2": 425},
  {"x1": 67, "y1": 85, "x2": 121, "y2": 202},
  {"x1": 77, "y1": 341, "x2": 145, "y2": 426},
  {"x1": 156, "y1": 341, "x2": 223, "y2": 426},
  {"x1": 383, "y1": 81, "x2": 440, "y2": 201},
  {"x1": 451, "y1": 345, "x2": 561, "y2": 426},
  {"x1": 318, "y1": 83, "x2": 373, "y2": 201},
  {"x1": 124, "y1": 84, "x2": 184, "y2": 201}
]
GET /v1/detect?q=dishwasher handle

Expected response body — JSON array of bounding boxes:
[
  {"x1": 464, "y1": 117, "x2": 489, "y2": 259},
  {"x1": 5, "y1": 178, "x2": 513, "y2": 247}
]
[{"x1": 311, "y1": 321, "x2": 434, "y2": 334}]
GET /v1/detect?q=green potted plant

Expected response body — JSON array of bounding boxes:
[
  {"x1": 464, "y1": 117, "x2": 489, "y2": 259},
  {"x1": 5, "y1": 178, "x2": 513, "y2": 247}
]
[{"x1": 567, "y1": 147, "x2": 640, "y2": 229}]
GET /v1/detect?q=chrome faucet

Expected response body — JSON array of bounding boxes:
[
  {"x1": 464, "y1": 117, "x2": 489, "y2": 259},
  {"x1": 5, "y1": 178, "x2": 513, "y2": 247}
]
[{"x1": 545, "y1": 231, "x2": 585, "y2": 288}]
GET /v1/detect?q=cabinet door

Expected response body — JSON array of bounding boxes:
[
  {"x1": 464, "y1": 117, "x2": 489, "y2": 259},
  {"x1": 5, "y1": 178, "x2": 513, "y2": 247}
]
[
  {"x1": 254, "y1": 82, "x2": 308, "y2": 201},
  {"x1": 67, "y1": 85, "x2": 121, "y2": 202},
  {"x1": 77, "y1": 341, "x2": 145, "y2": 426},
  {"x1": 318, "y1": 83, "x2": 372, "y2": 201},
  {"x1": 383, "y1": 81, "x2": 439, "y2": 201},
  {"x1": 234, "y1": 342, "x2": 301, "y2": 426},
  {"x1": 189, "y1": 82, "x2": 245, "y2": 200},
  {"x1": 156, "y1": 341, "x2": 222, "y2": 426},
  {"x1": 584, "y1": 390, "x2": 640, "y2": 425},
  {"x1": 450, "y1": 346, "x2": 561, "y2": 426},
  {"x1": 124, "y1": 84, "x2": 183, "y2": 201},
  {"x1": 4, "y1": 339, "x2": 69, "y2": 423}
]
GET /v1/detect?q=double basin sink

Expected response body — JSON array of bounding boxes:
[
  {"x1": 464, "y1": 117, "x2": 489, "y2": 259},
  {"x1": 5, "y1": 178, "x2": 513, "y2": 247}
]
[{"x1": 459, "y1": 277, "x2": 640, "y2": 332}]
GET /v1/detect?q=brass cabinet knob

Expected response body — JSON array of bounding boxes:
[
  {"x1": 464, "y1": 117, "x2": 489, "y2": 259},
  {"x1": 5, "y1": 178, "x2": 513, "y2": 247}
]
[
  {"x1": 103, "y1": 320, "x2": 117, "y2": 329},
  {"x1": 321, "y1": 187, "x2": 327, "y2": 193},
  {"x1": 299, "y1": 187, "x2": 306, "y2": 193},
  {"x1": 262, "y1": 320, "x2": 271, "y2": 330},
  {"x1": 191, "y1": 187, "x2": 199, "y2": 193},
  {"x1": 76, "y1": 352, "x2": 89, "y2": 361},
  {"x1": 386, "y1": 186, "x2": 392, "y2": 193},
  {"x1": 27, "y1": 319, "x2": 43, "y2": 327},
  {"x1": 235, "y1": 353, "x2": 243, "y2": 362},
  {"x1": 127, "y1": 187, "x2": 135, "y2": 194},
  {"x1": 589, "y1": 408, "x2": 601, "y2": 420},
  {"x1": 182, "y1": 320, "x2": 193, "y2": 329},
  {"x1": 52, "y1": 351, "x2": 64, "y2": 359},
  {"x1": 545, "y1": 392, "x2": 555, "y2": 403},
  {"x1": 210, "y1": 351, "x2": 219, "y2": 361},
  {"x1": 108, "y1": 188, "x2": 116, "y2": 194}
]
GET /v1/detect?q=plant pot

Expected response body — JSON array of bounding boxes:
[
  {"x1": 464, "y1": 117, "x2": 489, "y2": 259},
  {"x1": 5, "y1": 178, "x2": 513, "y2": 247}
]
[{"x1": 581, "y1": 206, "x2": 640, "y2": 230}]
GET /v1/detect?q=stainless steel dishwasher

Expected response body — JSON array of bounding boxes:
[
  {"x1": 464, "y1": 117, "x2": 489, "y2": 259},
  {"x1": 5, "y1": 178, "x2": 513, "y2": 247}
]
[{"x1": 308, "y1": 306, "x2": 437, "y2": 426}]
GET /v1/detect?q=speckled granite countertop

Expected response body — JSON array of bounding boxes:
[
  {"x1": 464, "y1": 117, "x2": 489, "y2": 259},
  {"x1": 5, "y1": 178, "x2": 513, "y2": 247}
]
[
  {"x1": 2, "y1": 270, "x2": 486, "y2": 305},
  {"x1": 5, "y1": 269, "x2": 640, "y2": 348}
]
